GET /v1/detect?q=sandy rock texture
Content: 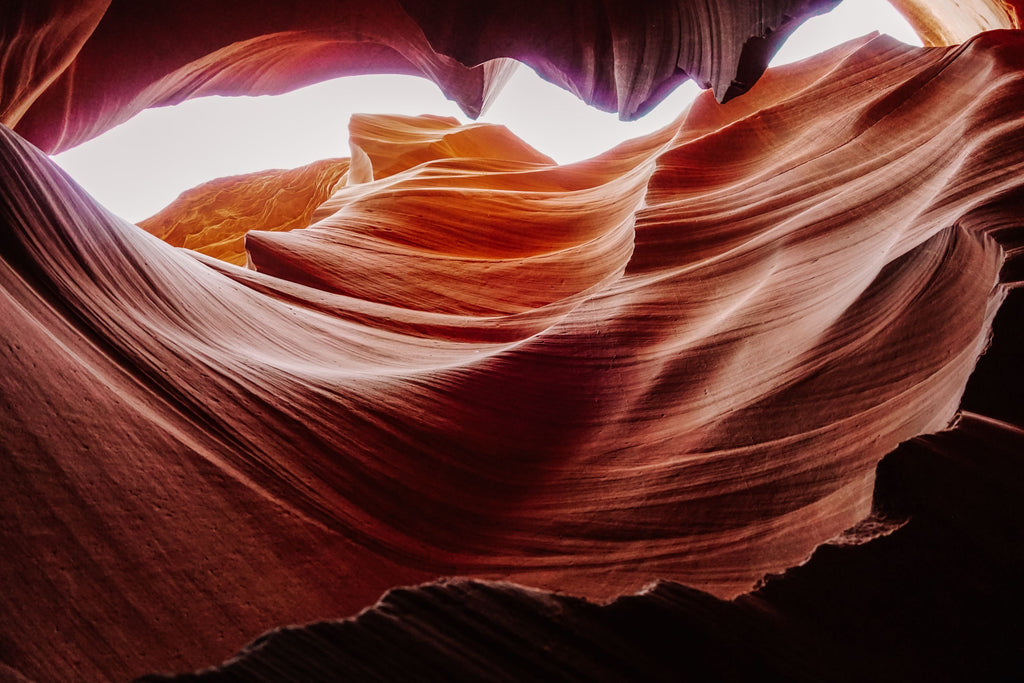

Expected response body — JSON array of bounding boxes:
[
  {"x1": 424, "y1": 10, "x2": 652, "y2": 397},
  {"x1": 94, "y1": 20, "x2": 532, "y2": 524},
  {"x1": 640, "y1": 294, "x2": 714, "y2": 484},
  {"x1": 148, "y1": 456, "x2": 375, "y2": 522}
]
[{"x1": 1, "y1": 2, "x2": 1022, "y2": 681}]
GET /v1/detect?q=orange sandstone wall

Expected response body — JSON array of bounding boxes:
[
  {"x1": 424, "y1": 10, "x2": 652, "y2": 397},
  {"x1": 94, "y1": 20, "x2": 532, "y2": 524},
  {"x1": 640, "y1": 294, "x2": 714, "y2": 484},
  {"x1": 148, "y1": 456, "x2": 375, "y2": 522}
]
[
  {"x1": 3, "y1": 28, "x2": 1024, "y2": 680},
  {"x1": 2, "y1": 2, "x2": 1024, "y2": 682},
  {"x1": 889, "y1": 0, "x2": 1021, "y2": 45}
]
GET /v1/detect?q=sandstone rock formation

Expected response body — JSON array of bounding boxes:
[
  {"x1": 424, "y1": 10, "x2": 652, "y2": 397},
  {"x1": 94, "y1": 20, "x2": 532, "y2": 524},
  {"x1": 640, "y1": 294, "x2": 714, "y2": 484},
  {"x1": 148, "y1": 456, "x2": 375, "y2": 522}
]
[
  {"x1": 138, "y1": 412, "x2": 1024, "y2": 683},
  {"x1": 138, "y1": 158, "x2": 352, "y2": 266},
  {"x1": 2, "y1": 2, "x2": 1023, "y2": 682},
  {"x1": 1, "y1": 0, "x2": 846, "y2": 154},
  {"x1": 889, "y1": 0, "x2": 1022, "y2": 44}
]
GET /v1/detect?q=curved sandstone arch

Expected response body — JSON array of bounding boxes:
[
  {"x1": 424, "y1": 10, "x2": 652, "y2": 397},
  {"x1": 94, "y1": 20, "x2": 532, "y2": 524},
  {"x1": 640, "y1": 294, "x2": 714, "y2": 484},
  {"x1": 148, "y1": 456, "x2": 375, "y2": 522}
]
[{"x1": 5, "y1": 0, "x2": 848, "y2": 152}]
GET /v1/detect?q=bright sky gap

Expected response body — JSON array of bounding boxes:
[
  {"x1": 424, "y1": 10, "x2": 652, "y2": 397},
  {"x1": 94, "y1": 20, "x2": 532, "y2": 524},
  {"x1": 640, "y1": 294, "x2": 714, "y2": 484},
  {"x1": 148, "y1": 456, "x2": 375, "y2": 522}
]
[{"x1": 52, "y1": 0, "x2": 920, "y2": 223}]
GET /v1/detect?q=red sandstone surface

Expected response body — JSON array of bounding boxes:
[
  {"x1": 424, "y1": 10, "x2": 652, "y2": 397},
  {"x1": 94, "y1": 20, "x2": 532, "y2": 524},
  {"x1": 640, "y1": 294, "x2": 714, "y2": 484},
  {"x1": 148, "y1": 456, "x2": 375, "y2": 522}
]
[{"x1": 1, "y1": 2, "x2": 1023, "y2": 681}]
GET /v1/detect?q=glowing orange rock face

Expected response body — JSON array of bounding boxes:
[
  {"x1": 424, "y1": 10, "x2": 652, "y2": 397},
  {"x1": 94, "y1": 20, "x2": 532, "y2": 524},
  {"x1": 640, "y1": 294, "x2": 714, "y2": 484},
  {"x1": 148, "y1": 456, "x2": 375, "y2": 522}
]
[
  {"x1": 889, "y1": 0, "x2": 1022, "y2": 45},
  {"x1": 139, "y1": 159, "x2": 351, "y2": 266},
  {"x1": 2, "y1": 25, "x2": 1024, "y2": 680}
]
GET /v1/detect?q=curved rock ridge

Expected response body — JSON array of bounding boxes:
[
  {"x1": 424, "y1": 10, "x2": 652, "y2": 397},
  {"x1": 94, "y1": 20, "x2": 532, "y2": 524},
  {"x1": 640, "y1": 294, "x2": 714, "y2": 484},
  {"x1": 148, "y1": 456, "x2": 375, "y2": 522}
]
[
  {"x1": 2, "y1": 30, "x2": 1024, "y2": 681},
  {"x1": 0, "y1": 0, "x2": 840, "y2": 154},
  {"x1": 138, "y1": 413, "x2": 1024, "y2": 682}
]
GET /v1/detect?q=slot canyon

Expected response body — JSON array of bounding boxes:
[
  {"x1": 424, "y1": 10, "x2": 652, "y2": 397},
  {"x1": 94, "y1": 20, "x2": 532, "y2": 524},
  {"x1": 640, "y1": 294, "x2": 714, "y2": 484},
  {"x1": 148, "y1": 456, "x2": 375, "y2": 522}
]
[{"x1": 1, "y1": 1, "x2": 1023, "y2": 680}]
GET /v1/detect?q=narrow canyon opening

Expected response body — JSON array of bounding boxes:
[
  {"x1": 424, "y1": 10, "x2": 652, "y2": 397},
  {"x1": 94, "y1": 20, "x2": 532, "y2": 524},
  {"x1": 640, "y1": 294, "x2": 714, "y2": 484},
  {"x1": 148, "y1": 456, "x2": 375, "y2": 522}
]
[{"x1": 51, "y1": 0, "x2": 919, "y2": 224}]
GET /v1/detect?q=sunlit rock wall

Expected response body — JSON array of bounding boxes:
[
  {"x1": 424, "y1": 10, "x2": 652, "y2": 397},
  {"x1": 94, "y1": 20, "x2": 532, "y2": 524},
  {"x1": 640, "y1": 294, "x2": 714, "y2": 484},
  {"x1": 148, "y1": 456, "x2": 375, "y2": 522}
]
[
  {"x1": 889, "y1": 0, "x2": 1022, "y2": 45},
  {"x1": 1, "y1": 2, "x2": 1023, "y2": 682}
]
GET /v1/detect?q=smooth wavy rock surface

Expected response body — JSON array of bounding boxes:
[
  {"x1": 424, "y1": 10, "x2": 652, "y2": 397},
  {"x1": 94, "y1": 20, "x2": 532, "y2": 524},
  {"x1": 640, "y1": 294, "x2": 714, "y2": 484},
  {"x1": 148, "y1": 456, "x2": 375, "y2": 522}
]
[
  {"x1": 0, "y1": 0, "x2": 841, "y2": 154},
  {"x1": 140, "y1": 413, "x2": 1024, "y2": 683},
  {"x1": 2, "y1": 29, "x2": 1024, "y2": 681}
]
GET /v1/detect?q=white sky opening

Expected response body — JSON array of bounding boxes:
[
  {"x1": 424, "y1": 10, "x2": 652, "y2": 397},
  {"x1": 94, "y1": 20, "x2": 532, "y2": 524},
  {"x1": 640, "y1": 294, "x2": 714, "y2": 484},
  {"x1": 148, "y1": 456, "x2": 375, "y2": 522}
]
[{"x1": 52, "y1": 0, "x2": 920, "y2": 223}]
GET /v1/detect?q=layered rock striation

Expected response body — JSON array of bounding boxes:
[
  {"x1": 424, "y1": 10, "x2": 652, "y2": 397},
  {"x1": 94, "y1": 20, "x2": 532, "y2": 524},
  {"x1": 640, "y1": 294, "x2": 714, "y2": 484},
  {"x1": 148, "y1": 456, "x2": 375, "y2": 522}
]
[
  {"x1": 140, "y1": 413, "x2": 1024, "y2": 683},
  {"x1": 2, "y1": 2, "x2": 1024, "y2": 682}
]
